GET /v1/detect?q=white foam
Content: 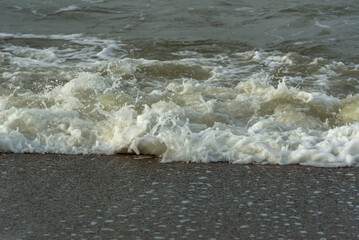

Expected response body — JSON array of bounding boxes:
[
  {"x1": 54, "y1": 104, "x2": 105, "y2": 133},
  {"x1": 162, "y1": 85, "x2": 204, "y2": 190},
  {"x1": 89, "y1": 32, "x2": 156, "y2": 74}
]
[
  {"x1": 96, "y1": 42, "x2": 125, "y2": 60},
  {"x1": 0, "y1": 33, "x2": 126, "y2": 68},
  {"x1": 55, "y1": 5, "x2": 80, "y2": 14},
  {"x1": 0, "y1": 33, "x2": 83, "y2": 40},
  {"x1": 315, "y1": 18, "x2": 330, "y2": 29},
  {"x1": 0, "y1": 42, "x2": 358, "y2": 167}
]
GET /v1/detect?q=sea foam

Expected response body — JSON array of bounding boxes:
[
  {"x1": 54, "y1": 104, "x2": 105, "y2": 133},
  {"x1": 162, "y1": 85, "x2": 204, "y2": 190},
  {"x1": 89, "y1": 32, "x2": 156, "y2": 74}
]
[{"x1": 0, "y1": 33, "x2": 358, "y2": 167}]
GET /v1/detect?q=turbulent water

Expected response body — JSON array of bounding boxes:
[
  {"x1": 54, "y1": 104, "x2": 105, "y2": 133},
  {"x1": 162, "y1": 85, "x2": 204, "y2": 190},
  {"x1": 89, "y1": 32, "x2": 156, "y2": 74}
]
[{"x1": 1, "y1": 0, "x2": 359, "y2": 166}]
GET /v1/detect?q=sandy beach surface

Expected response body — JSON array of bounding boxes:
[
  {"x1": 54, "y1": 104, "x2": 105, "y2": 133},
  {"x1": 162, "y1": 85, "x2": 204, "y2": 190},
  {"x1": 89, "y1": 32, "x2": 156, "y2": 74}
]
[{"x1": 0, "y1": 153, "x2": 358, "y2": 239}]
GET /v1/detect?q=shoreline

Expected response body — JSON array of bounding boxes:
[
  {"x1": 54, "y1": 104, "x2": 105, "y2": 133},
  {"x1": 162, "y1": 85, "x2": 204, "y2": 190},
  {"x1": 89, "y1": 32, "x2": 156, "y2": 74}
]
[{"x1": 1, "y1": 153, "x2": 358, "y2": 239}]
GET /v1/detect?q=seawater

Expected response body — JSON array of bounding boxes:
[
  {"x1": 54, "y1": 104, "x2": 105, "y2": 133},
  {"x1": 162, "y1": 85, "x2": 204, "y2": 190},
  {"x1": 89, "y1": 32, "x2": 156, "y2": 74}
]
[{"x1": 0, "y1": 0, "x2": 359, "y2": 166}]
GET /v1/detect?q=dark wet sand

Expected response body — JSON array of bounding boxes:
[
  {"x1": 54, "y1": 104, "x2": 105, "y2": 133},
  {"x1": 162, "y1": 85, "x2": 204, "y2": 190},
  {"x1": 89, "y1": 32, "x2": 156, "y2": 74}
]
[{"x1": 0, "y1": 153, "x2": 358, "y2": 239}]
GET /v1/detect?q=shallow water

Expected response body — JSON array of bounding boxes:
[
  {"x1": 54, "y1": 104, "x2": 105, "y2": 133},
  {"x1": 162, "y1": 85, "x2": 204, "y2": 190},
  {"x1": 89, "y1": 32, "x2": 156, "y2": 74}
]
[{"x1": 0, "y1": 0, "x2": 359, "y2": 166}]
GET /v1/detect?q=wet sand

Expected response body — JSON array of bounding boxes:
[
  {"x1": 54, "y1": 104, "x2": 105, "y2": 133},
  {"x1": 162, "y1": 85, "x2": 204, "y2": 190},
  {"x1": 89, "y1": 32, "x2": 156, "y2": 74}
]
[{"x1": 0, "y1": 153, "x2": 358, "y2": 239}]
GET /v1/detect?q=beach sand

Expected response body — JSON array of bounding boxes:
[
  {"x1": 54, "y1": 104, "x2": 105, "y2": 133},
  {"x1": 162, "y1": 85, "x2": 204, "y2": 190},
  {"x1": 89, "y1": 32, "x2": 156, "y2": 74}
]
[{"x1": 0, "y1": 153, "x2": 358, "y2": 239}]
